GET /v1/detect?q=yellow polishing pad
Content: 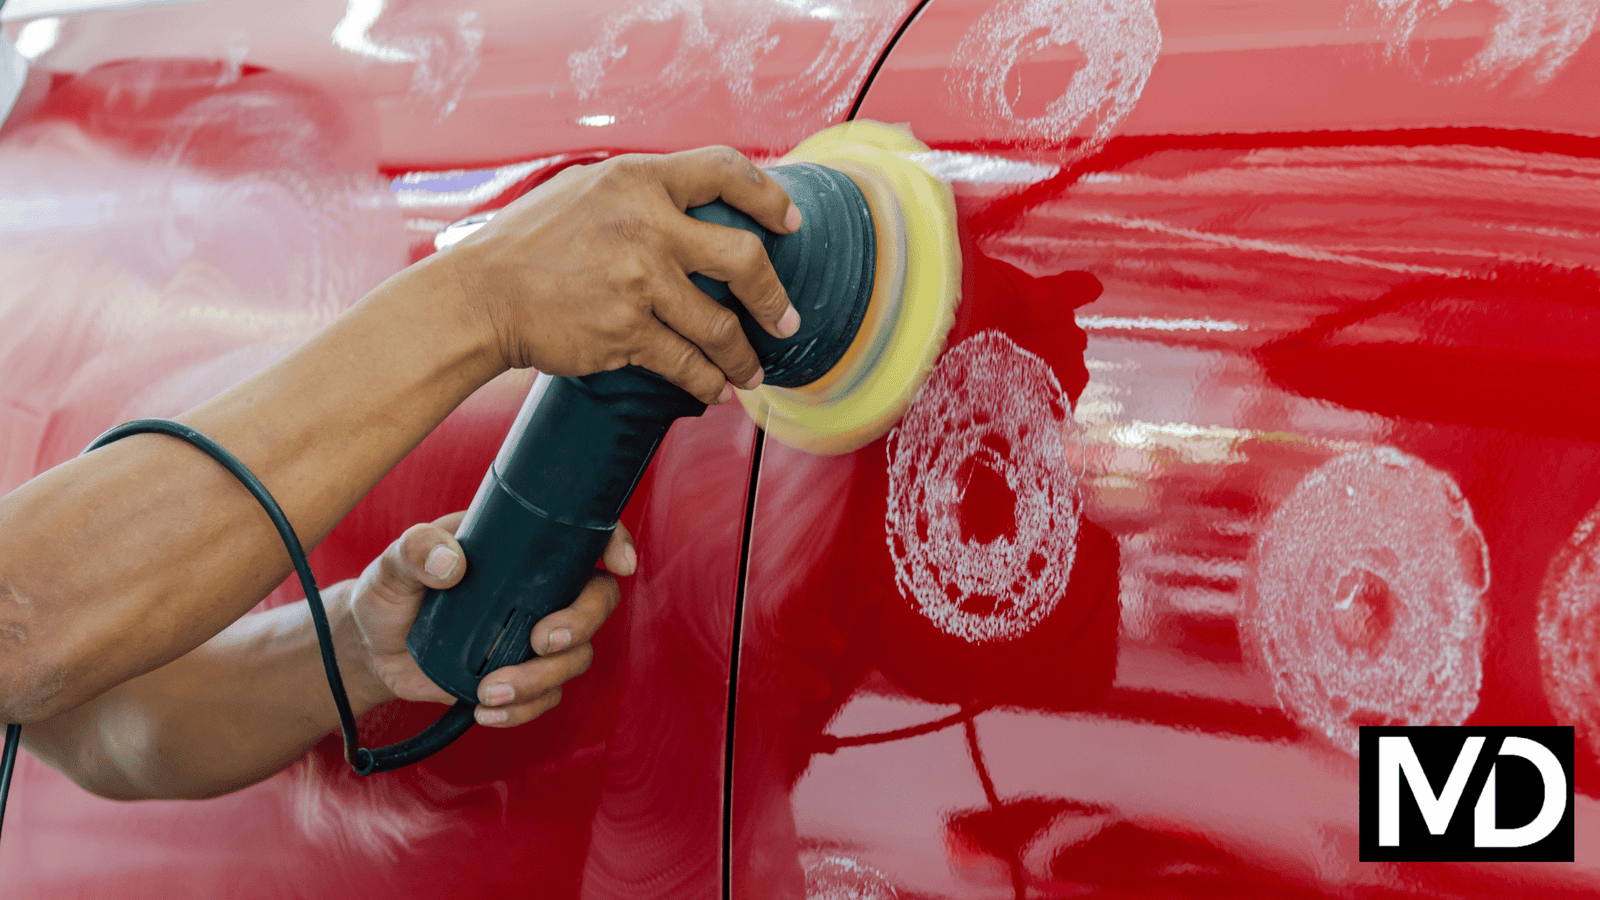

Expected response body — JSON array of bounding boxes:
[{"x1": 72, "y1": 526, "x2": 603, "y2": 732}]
[{"x1": 738, "y1": 121, "x2": 960, "y2": 455}]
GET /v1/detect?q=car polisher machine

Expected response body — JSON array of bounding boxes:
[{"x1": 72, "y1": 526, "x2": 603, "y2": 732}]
[
  {"x1": 0, "y1": 122, "x2": 961, "y2": 811},
  {"x1": 387, "y1": 121, "x2": 960, "y2": 770}
]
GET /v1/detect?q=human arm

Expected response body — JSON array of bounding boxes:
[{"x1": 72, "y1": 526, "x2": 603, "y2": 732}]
[
  {"x1": 0, "y1": 146, "x2": 795, "y2": 724},
  {"x1": 18, "y1": 512, "x2": 631, "y2": 800}
]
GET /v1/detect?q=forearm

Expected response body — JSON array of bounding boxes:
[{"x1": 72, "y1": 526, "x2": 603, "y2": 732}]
[
  {"x1": 21, "y1": 581, "x2": 390, "y2": 801},
  {"x1": 0, "y1": 254, "x2": 500, "y2": 722}
]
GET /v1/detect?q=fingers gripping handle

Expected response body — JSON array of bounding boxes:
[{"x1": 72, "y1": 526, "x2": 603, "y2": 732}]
[
  {"x1": 687, "y1": 162, "x2": 876, "y2": 388},
  {"x1": 406, "y1": 369, "x2": 705, "y2": 704}
]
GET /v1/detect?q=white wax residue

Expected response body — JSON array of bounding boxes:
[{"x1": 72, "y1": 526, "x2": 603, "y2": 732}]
[
  {"x1": 1363, "y1": 0, "x2": 1600, "y2": 84},
  {"x1": 331, "y1": 0, "x2": 485, "y2": 121},
  {"x1": 284, "y1": 747, "x2": 464, "y2": 862},
  {"x1": 1537, "y1": 502, "x2": 1600, "y2": 765},
  {"x1": 885, "y1": 331, "x2": 1084, "y2": 644},
  {"x1": 948, "y1": 0, "x2": 1161, "y2": 152},
  {"x1": 1245, "y1": 447, "x2": 1489, "y2": 755},
  {"x1": 568, "y1": 0, "x2": 902, "y2": 135},
  {"x1": 803, "y1": 854, "x2": 899, "y2": 900}
]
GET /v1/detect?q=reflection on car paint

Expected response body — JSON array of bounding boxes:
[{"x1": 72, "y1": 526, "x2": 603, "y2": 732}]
[
  {"x1": 949, "y1": 0, "x2": 1160, "y2": 152},
  {"x1": 1356, "y1": 0, "x2": 1600, "y2": 84},
  {"x1": 578, "y1": 402, "x2": 756, "y2": 900},
  {"x1": 1245, "y1": 446, "x2": 1490, "y2": 755},
  {"x1": 904, "y1": 149, "x2": 1059, "y2": 185},
  {"x1": 885, "y1": 329, "x2": 1085, "y2": 644},
  {"x1": 0, "y1": 61, "x2": 404, "y2": 497},
  {"x1": 10, "y1": 17, "x2": 61, "y2": 62}
]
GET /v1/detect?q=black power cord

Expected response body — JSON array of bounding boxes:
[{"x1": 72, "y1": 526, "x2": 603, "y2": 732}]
[
  {"x1": 0, "y1": 723, "x2": 19, "y2": 836},
  {"x1": 0, "y1": 418, "x2": 478, "y2": 853},
  {"x1": 86, "y1": 419, "x2": 374, "y2": 765}
]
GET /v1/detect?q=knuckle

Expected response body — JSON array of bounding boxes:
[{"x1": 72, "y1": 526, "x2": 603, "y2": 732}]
[
  {"x1": 712, "y1": 145, "x2": 759, "y2": 184},
  {"x1": 398, "y1": 522, "x2": 434, "y2": 553},
  {"x1": 674, "y1": 341, "x2": 705, "y2": 377},
  {"x1": 608, "y1": 154, "x2": 654, "y2": 186},
  {"x1": 572, "y1": 646, "x2": 595, "y2": 677},
  {"x1": 761, "y1": 279, "x2": 790, "y2": 315},
  {"x1": 728, "y1": 230, "x2": 766, "y2": 270},
  {"x1": 705, "y1": 145, "x2": 740, "y2": 169},
  {"x1": 703, "y1": 307, "x2": 743, "y2": 350}
]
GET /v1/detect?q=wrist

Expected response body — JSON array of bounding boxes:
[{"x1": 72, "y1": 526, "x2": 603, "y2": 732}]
[
  {"x1": 326, "y1": 582, "x2": 395, "y2": 716},
  {"x1": 363, "y1": 248, "x2": 510, "y2": 391},
  {"x1": 426, "y1": 239, "x2": 522, "y2": 375}
]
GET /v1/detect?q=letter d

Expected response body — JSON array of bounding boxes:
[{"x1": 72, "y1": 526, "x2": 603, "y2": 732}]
[{"x1": 1475, "y1": 736, "x2": 1567, "y2": 848}]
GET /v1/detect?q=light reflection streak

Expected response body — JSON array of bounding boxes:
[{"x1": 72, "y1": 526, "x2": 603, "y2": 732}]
[
  {"x1": 14, "y1": 16, "x2": 59, "y2": 59},
  {"x1": 390, "y1": 157, "x2": 562, "y2": 208},
  {"x1": 1078, "y1": 315, "x2": 1245, "y2": 332},
  {"x1": 331, "y1": 0, "x2": 417, "y2": 62},
  {"x1": 1069, "y1": 211, "x2": 1466, "y2": 276},
  {"x1": 907, "y1": 150, "x2": 1060, "y2": 185}
]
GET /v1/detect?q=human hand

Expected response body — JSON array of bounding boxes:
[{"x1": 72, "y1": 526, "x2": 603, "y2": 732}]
[
  {"x1": 443, "y1": 145, "x2": 803, "y2": 405},
  {"x1": 347, "y1": 511, "x2": 633, "y2": 727}
]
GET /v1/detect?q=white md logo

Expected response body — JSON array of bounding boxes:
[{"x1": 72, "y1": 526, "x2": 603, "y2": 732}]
[{"x1": 1378, "y1": 735, "x2": 1569, "y2": 848}]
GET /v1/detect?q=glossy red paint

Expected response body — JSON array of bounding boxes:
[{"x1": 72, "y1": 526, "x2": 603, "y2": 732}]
[
  {"x1": 2, "y1": 0, "x2": 1599, "y2": 897},
  {"x1": 731, "y1": 0, "x2": 1600, "y2": 897}
]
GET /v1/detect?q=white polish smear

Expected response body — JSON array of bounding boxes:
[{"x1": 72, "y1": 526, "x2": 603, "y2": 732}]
[
  {"x1": 285, "y1": 744, "x2": 470, "y2": 862},
  {"x1": 1245, "y1": 447, "x2": 1489, "y2": 755},
  {"x1": 331, "y1": 0, "x2": 485, "y2": 122},
  {"x1": 1361, "y1": 0, "x2": 1600, "y2": 84},
  {"x1": 949, "y1": 0, "x2": 1161, "y2": 153},
  {"x1": 906, "y1": 150, "x2": 1061, "y2": 185},
  {"x1": 886, "y1": 331, "x2": 1084, "y2": 644},
  {"x1": 568, "y1": 0, "x2": 902, "y2": 140},
  {"x1": 1537, "y1": 502, "x2": 1600, "y2": 765},
  {"x1": 803, "y1": 854, "x2": 899, "y2": 900}
]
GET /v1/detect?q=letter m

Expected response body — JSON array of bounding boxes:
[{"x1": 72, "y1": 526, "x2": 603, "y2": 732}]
[{"x1": 1377, "y1": 735, "x2": 1484, "y2": 846}]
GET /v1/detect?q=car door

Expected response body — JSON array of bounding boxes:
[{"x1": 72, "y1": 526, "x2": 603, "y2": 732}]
[
  {"x1": 0, "y1": 1, "x2": 919, "y2": 897},
  {"x1": 732, "y1": 1, "x2": 1600, "y2": 897}
]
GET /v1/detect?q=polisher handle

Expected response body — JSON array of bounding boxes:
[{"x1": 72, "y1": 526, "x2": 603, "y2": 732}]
[{"x1": 406, "y1": 368, "x2": 704, "y2": 703}]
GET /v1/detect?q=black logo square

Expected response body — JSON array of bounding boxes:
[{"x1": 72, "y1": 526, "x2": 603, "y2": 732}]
[{"x1": 1359, "y1": 726, "x2": 1574, "y2": 862}]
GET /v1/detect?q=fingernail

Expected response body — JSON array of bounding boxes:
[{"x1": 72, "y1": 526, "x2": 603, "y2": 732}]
[
  {"x1": 742, "y1": 369, "x2": 763, "y2": 391},
  {"x1": 777, "y1": 305, "x2": 801, "y2": 338},
  {"x1": 425, "y1": 545, "x2": 459, "y2": 579},
  {"x1": 476, "y1": 707, "x2": 508, "y2": 726},
  {"x1": 784, "y1": 204, "x2": 802, "y2": 232},
  {"x1": 547, "y1": 628, "x2": 572, "y2": 654},
  {"x1": 483, "y1": 683, "x2": 514, "y2": 706},
  {"x1": 621, "y1": 542, "x2": 638, "y2": 576},
  {"x1": 717, "y1": 382, "x2": 734, "y2": 404}
]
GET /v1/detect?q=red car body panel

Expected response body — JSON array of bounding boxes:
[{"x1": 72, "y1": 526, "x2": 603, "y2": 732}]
[
  {"x1": 0, "y1": 0, "x2": 1597, "y2": 897},
  {"x1": 734, "y1": 1, "x2": 1600, "y2": 897}
]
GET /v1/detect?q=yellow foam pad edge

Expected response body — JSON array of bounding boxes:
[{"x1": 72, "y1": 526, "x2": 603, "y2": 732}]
[{"x1": 738, "y1": 121, "x2": 960, "y2": 455}]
